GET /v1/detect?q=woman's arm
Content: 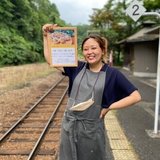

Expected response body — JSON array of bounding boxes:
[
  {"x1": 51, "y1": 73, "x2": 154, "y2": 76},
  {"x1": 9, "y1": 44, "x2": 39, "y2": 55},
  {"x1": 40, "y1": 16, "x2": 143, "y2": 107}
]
[
  {"x1": 109, "y1": 90, "x2": 141, "y2": 110},
  {"x1": 100, "y1": 90, "x2": 141, "y2": 118},
  {"x1": 42, "y1": 24, "x2": 53, "y2": 65}
]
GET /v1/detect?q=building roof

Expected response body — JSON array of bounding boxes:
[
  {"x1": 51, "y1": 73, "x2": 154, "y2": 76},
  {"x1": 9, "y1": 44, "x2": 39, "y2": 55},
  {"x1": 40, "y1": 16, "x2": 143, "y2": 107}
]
[
  {"x1": 118, "y1": 26, "x2": 159, "y2": 44},
  {"x1": 145, "y1": 26, "x2": 160, "y2": 34}
]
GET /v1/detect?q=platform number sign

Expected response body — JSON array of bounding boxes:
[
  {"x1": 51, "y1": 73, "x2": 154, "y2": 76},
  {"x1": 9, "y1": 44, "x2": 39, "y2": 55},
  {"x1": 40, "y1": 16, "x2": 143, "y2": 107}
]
[{"x1": 126, "y1": 0, "x2": 146, "y2": 22}]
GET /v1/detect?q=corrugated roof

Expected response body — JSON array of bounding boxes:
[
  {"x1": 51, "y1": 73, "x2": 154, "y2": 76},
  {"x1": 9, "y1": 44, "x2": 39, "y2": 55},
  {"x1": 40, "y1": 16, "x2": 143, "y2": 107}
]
[
  {"x1": 145, "y1": 26, "x2": 160, "y2": 34},
  {"x1": 118, "y1": 26, "x2": 159, "y2": 44}
]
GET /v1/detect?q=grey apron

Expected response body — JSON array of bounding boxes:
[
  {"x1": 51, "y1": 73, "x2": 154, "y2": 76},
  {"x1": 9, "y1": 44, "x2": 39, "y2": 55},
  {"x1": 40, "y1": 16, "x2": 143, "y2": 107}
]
[{"x1": 58, "y1": 65, "x2": 108, "y2": 160}]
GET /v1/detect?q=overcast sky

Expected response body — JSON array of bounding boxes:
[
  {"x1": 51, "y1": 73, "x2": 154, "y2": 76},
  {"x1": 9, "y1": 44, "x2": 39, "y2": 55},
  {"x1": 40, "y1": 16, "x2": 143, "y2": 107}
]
[{"x1": 50, "y1": 0, "x2": 108, "y2": 25}]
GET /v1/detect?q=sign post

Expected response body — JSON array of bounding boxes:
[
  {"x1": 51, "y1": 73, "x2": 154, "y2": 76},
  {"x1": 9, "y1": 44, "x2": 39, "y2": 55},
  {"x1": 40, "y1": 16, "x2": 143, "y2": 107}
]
[{"x1": 126, "y1": 0, "x2": 160, "y2": 135}]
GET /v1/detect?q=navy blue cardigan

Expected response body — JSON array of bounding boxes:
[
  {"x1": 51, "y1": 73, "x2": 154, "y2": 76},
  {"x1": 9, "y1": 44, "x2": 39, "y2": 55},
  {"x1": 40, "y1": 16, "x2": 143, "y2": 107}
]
[{"x1": 63, "y1": 61, "x2": 137, "y2": 108}]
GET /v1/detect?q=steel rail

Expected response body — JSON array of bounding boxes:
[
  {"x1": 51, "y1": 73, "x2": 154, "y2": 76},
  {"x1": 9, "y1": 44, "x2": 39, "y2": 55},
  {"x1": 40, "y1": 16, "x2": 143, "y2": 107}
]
[
  {"x1": 27, "y1": 86, "x2": 68, "y2": 160},
  {"x1": 0, "y1": 76, "x2": 66, "y2": 143}
]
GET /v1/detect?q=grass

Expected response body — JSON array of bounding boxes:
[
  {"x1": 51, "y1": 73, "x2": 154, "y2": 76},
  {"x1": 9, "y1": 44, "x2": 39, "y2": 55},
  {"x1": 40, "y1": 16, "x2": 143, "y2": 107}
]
[{"x1": 0, "y1": 63, "x2": 55, "y2": 92}]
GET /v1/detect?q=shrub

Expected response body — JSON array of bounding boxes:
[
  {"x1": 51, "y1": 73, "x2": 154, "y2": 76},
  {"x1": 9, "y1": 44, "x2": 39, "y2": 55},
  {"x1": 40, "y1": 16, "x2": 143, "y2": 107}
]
[{"x1": 0, "y1": 28, "x2": 41, "y2": 65}]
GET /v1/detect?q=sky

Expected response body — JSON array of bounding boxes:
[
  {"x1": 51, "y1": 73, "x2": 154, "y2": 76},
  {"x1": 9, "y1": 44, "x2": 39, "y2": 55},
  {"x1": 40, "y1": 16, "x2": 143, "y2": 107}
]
[{"x1": 50, "y1": 0, "x2": 108, "y2": 25}]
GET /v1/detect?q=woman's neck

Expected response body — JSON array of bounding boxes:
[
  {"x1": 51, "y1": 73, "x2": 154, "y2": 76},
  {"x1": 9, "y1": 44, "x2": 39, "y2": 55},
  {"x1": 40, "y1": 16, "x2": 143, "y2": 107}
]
[{"x1": 89, "y1": 62, "x2": 103, "y2": 72}]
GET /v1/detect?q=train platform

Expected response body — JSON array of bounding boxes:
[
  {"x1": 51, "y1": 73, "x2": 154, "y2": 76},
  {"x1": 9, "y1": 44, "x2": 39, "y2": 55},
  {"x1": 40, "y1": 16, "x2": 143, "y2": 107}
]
[
  {"x1": 104, "y1": 68, "x2": 160, "y2": 160},
  {"x1": 104, "y1": 68, "x2": 158, "y2": 160},
  {"x1": 105, "y1": 111, "x2": 140, "y2": 160}
]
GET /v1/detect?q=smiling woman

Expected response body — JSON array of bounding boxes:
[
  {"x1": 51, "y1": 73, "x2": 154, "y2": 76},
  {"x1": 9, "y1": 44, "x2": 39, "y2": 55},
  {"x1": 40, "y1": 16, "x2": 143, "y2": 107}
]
[
  {"x1": 50, "y1": 0, "x2": 107, "y2": 24},
  {"x1": 57, "y1": 34, "x2": 141, "y2": 160},
  {"x1": 43, "y1": 23, "x2": 141, "y2": 159},
  {"x1": 82, "y1": 35, "x2": 108, "y2": 69}
]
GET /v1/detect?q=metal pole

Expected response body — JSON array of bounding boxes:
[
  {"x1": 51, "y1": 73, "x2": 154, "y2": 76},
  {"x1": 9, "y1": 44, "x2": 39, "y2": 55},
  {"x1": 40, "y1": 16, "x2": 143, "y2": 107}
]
[
  {"x1": 143, "y1": 12, "x2": 160, "y2": 134},
  {"x1": 154, "y1": 28, "x2": 160, "y2": 134},
  {"x1": 143, "y1": 12, "x2": 160, "y2": 17}
]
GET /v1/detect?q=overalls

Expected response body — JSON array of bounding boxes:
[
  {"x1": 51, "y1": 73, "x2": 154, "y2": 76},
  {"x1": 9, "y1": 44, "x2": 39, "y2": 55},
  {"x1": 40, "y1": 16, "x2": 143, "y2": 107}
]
[{"x1": 58, "y1": 65, "x2": 108, "y2": 160}]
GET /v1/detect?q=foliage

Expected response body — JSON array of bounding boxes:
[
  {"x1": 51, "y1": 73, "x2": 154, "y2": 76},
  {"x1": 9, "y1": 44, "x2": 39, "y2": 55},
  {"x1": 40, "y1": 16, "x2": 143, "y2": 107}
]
[
  {"x1": 76, "y1": 24, "x2": 92, "y2": 57},
  {"x1": 143, "y1": 0, "x2": 160, "y2": 12},
  {"x1": 142, "y1": 0, "x2": 160, "y2": 23},
  {"x1": 0, "y1": 28, "x2": 41, "y2": 65},
  {"x1": 0, "y1": 0, "x2": 65, "y2": 66}
]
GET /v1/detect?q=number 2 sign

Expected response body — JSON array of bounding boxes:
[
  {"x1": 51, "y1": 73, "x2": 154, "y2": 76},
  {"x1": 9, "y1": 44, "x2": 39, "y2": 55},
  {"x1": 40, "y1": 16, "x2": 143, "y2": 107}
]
[{"x1": 126, "y1": 0, "x2": 146, "y2": 22}]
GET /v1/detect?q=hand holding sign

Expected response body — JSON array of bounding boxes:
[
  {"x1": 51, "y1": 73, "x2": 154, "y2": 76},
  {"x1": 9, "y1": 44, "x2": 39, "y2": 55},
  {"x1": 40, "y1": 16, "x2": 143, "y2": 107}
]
[{"x1": 43, "y1": 24, "x2": 78, "y2": 67}]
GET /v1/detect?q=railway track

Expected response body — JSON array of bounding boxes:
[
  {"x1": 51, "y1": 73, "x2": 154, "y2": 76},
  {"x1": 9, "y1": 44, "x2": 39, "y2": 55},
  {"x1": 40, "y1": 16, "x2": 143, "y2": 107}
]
[{"x1": 0, "y1": 76, "x2": 68, "y2": 160}]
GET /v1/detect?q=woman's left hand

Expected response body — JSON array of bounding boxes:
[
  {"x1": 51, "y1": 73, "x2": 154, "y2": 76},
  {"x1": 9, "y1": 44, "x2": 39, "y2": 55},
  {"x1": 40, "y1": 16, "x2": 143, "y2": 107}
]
[
  {"x1": 42, "y1": 24, "x2": 58, "y2": 36},
  {"x1": 99, "y1": 108, "x2": 110, "y2": 119}
]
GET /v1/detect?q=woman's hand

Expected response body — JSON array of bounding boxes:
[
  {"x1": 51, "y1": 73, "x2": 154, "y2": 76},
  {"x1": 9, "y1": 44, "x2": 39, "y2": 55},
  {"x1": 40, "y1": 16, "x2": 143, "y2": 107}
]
[
  {"x1": 42, "y1": 24, "x2": 58, "y2": 64},
  {"x1": 42, "y1": 23, "x2": 64, "y2": 72},
  {"x1": 99, "y1": 108, "x2": 110, "y2": 119},
  {"x1": 42, "y1": 24, "x2": 58, "y2": 36}
]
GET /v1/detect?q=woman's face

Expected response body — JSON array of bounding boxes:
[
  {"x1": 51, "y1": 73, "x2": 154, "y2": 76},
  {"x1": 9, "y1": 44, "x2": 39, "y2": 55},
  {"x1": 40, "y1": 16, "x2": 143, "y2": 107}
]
[{"x1": 82, "y1": 38, "x2": 103, "y2": 65}]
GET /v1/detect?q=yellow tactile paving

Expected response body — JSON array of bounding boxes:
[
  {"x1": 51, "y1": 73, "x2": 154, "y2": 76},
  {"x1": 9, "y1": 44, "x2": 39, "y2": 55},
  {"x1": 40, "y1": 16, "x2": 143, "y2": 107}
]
[
  {"x1": 105, "y1": 111, "x2": 140, "y2": 160},
  {"x1": 112, "y1": 150, "x2": 138, "y2": 160},
  {"x1": 107, "y1": 130, "x2": 126, "y2": 139},
  {"x1": 110, "y1": 140, "x2": 131, "y2": 150}
]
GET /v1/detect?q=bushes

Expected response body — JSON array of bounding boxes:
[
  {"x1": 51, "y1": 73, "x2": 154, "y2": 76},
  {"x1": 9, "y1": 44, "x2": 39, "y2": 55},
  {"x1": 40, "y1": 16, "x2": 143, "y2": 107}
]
[
  {"x1": 0, "y1": 28, "x2": 41, "y2": 65},
  {"x1": 0, "y1": 0, "x2": 65, "y2": 66}
]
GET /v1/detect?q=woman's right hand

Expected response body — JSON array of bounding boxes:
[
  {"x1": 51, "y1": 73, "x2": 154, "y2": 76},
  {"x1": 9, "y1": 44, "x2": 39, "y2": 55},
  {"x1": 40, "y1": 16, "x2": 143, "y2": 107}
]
[{"x1": 99, "y1": 108, "x2": 110, "y2": 119}]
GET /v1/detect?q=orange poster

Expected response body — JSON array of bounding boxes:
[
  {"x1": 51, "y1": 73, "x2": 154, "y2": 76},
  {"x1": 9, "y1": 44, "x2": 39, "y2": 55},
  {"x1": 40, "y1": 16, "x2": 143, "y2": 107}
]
[{"x1": 46, "y1": 27, "x2": 78, "y2": 67}]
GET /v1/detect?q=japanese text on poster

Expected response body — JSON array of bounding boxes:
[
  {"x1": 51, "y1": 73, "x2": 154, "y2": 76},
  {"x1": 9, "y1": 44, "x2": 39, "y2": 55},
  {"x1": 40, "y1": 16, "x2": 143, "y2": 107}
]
[{"x1": 47, "y1": 27, "x2": 78, "y2": 67}]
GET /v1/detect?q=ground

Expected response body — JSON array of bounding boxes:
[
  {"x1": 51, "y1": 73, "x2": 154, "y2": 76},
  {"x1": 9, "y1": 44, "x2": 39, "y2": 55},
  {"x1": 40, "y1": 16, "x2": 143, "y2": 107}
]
[{"x1": 0, "y1": 63, "x2": 62, "y2": 132}]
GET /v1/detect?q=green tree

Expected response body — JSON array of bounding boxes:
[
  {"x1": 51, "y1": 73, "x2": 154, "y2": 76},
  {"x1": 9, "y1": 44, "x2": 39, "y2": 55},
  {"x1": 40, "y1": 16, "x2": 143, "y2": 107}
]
[
  {"x1": 144, "y1": 0, "x2": 160, "y2": 12},
  {"x1": 76, "y1": 24, "x2": 91, "y2": 57},
  {"x1": 0, "y1": 0, "x2": 66, "y2": 66},
  {"x1": 89, "y1": 0, "x2": 140, "y2": 65},
  {"x1": 0, "y1": 0, "x2": 14, "y2": 28}
]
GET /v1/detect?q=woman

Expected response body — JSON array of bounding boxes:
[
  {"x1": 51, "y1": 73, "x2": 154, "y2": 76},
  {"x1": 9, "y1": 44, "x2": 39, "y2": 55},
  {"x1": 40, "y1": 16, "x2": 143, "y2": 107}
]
[{"x1": 42, "y1": 24, "x2": 141, "y2": 160}]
